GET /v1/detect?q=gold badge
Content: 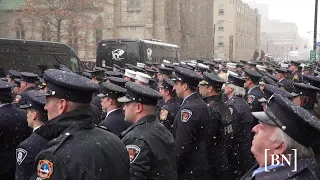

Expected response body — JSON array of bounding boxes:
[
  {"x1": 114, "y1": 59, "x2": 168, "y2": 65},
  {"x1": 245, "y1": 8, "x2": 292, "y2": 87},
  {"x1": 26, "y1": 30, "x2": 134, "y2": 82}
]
[{"x1": 160, "y1": 109, "x2": 169, "y2": 121}]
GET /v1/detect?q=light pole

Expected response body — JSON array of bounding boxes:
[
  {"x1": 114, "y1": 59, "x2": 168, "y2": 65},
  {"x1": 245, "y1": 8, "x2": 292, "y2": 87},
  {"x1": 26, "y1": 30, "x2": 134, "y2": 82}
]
[
  {"x1": 314, "y1": 0, "x2": 318, "y2": 52},
  {"x1": 213, "y1": 20, "x2": 232, "y2": 59}
]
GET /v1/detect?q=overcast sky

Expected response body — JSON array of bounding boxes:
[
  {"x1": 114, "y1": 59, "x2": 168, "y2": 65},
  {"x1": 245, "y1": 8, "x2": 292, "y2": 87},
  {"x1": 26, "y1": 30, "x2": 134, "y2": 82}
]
[{"x1": 243, "y1": 0, "x2": 316, "y2": 39}]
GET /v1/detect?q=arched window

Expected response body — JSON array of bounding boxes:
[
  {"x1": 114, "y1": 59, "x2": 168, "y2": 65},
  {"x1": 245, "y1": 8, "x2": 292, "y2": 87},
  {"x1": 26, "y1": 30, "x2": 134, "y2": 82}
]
[
  {"x1": 68, "y1": 20, "x2": 78, "y2": 53},
  {"x1": 42, "y1": 20, "x2": 51, "y2": 41},
  {"x1": 94, "y1": 16, "x2": 103, "y2": 44},
  {"x1": 15, "y1": 19, "x2": 25, "y2": 39}
]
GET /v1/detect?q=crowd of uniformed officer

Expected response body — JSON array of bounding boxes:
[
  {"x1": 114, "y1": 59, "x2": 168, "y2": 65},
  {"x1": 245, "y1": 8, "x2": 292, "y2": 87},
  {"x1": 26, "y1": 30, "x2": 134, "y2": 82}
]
[{"x1": 1, "y1": 58, "x2": 320, "y2": 180}]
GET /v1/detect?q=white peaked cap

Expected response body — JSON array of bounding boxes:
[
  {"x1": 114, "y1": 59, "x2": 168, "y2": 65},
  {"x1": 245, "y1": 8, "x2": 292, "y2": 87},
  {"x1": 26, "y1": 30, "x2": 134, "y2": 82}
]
[
  {"x1": 137, "y1": 62, "x2": 145, "y2": 68},
  {"x1": 198, "y1": 63, "x2": 209, "y2": 70},
  {"x1": 135, "y1": 72, "x2": 151, "y2": 84},
  {"x1": 227, "y1": 70, "x2": 239, "y2": 77},
  {"x1": 227, "y1": 63, "x2": 237, "y2": 69},
  {"x1": 125, "y1": 69, "x2": 136, "y2": 79},
  {"x1": 163, "y1": 60, "x2": 170, "y2": 64},
  {"x1": 256, "y1": 65, "x2": 266, "y2": 72}
]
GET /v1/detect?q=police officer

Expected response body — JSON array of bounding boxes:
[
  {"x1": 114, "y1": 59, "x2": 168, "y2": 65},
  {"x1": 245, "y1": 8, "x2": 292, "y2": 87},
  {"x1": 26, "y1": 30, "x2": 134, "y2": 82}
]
[
  {"x1": 198, "y1": 72, "x2": 234, "y2": 180},
  {"x1": 107, "y1": 76, "x2": 127, "y2": 88},
  {"x1": 157, "y1": 77, "x2": 180, "y2": 132},
  {"x1": 0, "y1": 81, "x2": 31, "y2": 180},
  {"x1": 288, "y1": 60, "x2": 302, "y2": 82},
  {"x1": 98, "y1": 82, "x2": 131, "y2": 135},
  {"x1": 14, "y1": 72, "x2": 38, "y2": 105},
  {"x1": 241, "y1": 94, "x2": 320, "y2": 180},
  {"x1": 275, "y1": 68, "x2": 293, "y2": 92},
  {"x1": 291, "y1": 83, "x2": 320, "y2": 117},
  {"x1": 158, "y1": 66, "x2": 173, "y2": 82},
  {"x1": 118, "y1": 82, "x2": 177, "y2": 180},
  {"x1": 15, "y1": 90, "x2": 48, "y2": 180},
  {"x1": 243, "y1": 68, "x2": 264, "y2": 113},
  {"x1": 224, "y1": 74, "x2": 255, "y2": 179},
  {"x1": 135, "y1": 72, "x2": 151, "y2": 86},
  {"x1": 7, "y1": 69, "x2": 21, "y2": 83},
  {"x1": 172, "y1": 67, "x2": 212, "y2": 180},
  {"x1": 30, "y1": 69, "x2": 129, "y2": 180},
  {"x1": 124, "y1": 69, "x2": 136, "y2": 82}
]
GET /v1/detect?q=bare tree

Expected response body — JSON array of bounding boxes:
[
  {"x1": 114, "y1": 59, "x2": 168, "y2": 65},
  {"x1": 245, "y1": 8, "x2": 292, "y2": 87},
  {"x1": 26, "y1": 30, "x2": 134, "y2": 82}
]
[{"x1": 19, "y1": 0, "x2": 112, "y2": 42}]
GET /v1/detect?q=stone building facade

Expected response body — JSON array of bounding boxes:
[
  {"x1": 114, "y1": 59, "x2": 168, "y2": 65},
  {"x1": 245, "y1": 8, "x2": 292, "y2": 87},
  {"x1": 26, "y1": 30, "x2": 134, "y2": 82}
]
[
  {"x1": 214, "y1": 0, "x2": 260, "y2": 61},
  {"x1": 0, "y1": 0, "x2": 214, "y2": 61}
]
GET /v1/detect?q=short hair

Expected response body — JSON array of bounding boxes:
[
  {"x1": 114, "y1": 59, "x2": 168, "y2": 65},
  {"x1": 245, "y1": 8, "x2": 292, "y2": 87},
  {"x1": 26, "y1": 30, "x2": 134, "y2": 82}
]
[
  {"x1": 67, "y1": 101, "x2": 91, "y2": 112},
  {"x1": 226, "y1": 84, "x2": 246, "y2": 97},
  {"x1": 269, "y1": 127, "x2": 314, "y2": 159},
  {"x1": 29, "y1": 109, "x2": 48, "y2": 123}
]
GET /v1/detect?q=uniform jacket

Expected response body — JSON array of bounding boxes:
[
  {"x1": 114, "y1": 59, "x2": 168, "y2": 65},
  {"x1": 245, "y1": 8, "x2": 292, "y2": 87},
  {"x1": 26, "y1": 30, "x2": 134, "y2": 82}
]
[
  {"x1": 15, "y1": 131, "x2": 48, "y2": 180},
  {"x1": 0, "y1": 104, "x2": 31, "y2": 180},
  {"x1": 91, "y1": 96, "x2": 103, "y2": 120},
  {"x1": 16, "y1": 86, "x2": 38, "y2": 105},
  {"x1": 30, "y1": 108, "x2": 130, "y2": 180},
  {"x1": 226, "y1": 96, "x2": 255, "y2": 178},
  {"x1": 172, "y1": 93, "x2": 212, "y2": 180},
  {"x1": 156, "y1": 98, "x2": 180, "y2": 132},
  {"x1": 240, "y1": 159, "x2": 320, "y2": 180},
  {"x1": 289, "y1": 71, "x2": 302, "y2": 83},
  {"x1": 120, "y1": 115, "x2": 178, "y2": 180},
  {"x1": 99, "y1": 109, "x2": 131, "y2": 136},
  {"x1": 205, "y1": 95, "x2": 233, "y2": 177},
  {"x1": 278, "y1": 78, "x2": 294, "y2": 92},
  {"x1": 247, "y1": 86, "x2": 264, "y2": 112}
]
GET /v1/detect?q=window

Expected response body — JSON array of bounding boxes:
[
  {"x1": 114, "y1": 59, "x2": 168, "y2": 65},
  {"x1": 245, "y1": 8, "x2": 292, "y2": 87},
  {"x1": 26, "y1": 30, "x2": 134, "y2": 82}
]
[
  {"x1": 219, "y1": 9, "x2": 224, "y2": 15},
  {"x1": 15, "y1": 19, "x2": 25, "y2": 39},
  {"x1": 128, "y1": 0, "x2": 141, "y2": 10},
  {"x1": 218, "y1": 36, "x2": 224, "y2": 47},
  {"x1": 218, "y1": 26, "x2": 224, "y2": 31}
]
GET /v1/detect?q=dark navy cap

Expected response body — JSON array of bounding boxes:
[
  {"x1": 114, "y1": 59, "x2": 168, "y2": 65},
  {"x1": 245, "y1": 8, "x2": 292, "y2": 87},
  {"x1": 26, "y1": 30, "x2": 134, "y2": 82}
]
[
  {"x1": 199, "y1": 72, "x2": 225, "y2": 87},
  {"x1": 265, "y1": 67, "x2": 274, "y2": 74},
  {"x1": 107, "y1": 77, "x2": 127, "y2": 88},
  {"x1": 14, "y1": 78, "x2": 22, "y2": 88},
  {"x1": 163, "y1": 63, "x2": 175, "y2": 70},
  {"x1": 8, "y1": 70, "x2": 21, "y2": 79},
  {"x1": 89, "y1": 70, "x2": 105, "y2": 78},
  {"x1": 260, "y1": 76, "x2": 278, "y2": 87},
  {"x1": 145, "y1": 68, "x2": 158, "y2": 76},
  {"x1": 173, "y1": 67, "x2": 202, "y2": 88},
  {"x1": 0, "y1": 81, "x2": 15, "y2": 92},
  {"x1": 244, "y1": 68, "x2": 262, "y2": 83},
  {"x1": 159, "y1": 77, "x2": 174, "y2": 91},
  {"x1": 266, "y1": 73, "x2": 278, "y2": 82},
  {"x1": 248, "y1": 62, "x2": 257, "y2": 67},
  {"x1": 275, "y1": 68, "x2": 288, "y2": 74},
  {"x1": 145, "y1": 62, "x2": 153, "y2": 67},
  {"x1": 292, "y1": 83, "x2": 320, "y2": 97},
  {"x1": 132, "y1": 66, "x2": 145, "y2": 73},
  {"x1": 37, "y1": 78, "x2": 46, "y2": 89},
  {"x1": 236, "y1": 64, "x2": 244, "y2": 68},
  {"x1": 97, "y1": 82, "x2": 126, "y2": 100},
  {"x1": 240, "y1": 60, "x2": 247, "y2": 65},
  {"x1": 43, "y1": 69, "x2": 99, "y2": 103},
  {"x1": 98, "y1": 66, "x2": 113, "y2": 71},
  {"x1": 303, "y1": 74, "x2": 320, "y2": 88},
  {"x1": 158, "y1": 66, "x2": 173, "y2": 75},
  {"x1": 259, "y1": 84, "x2": 292, "y2": 103},
  {"x1": 291, "y1": 60, "x2": 301, "y2": 66},
  {"x1": 118, "y1": 82, "x2": 162, "y2": 106},
  {"x1": 20, "y1": 90, "x2": 46, "y2": 112},
  {"x1": 82, "y1": 71, "x2": 92, "y2": 79},
  {"x1": 252, "y1": 94, "x2": 320, "y2": 147},
  {"x1": 20, "y1": 72, "x2": 39, "y2": 83},
  {"x1": 105, "y1": 71, "x2": 123, "y2": 78},
  {"x1": 227, "y1": 74, "x2": 245, "y2": 87}
]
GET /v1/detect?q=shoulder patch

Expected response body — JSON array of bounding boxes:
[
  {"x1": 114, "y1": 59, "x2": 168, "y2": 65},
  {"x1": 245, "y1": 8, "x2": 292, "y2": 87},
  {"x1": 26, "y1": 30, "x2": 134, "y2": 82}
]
[
  {"x1": 160, "y1": 109, "x2": 169, "y2": 121},
  {"x1": 126, "y1": 145, "x2": 141, "y2": 163},
  {"x1": 16, "y1": 148, "x2": 28, "y2": 165},
  {"x1": 14, "y1": 95, "x2": 21, "y2": 103},
  {"x1": 37, "y1": 159, "x2": 54, "y2": 179},
  {"x1": 181, "y1": 109, "x2": 192, "y2": 122},
  {"x1": 247, "y1": 95, "x2": 255, "y2": 104}
]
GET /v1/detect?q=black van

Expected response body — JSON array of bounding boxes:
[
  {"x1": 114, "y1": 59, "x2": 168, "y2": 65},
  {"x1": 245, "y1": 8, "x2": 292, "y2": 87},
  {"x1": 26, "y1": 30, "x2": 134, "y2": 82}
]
[
  {"x1": 96, "y1": 39, "x2": 180, "y2": 67},
  {"x1": 0, "y1": 38, "x2": 81, "y2": 76}
]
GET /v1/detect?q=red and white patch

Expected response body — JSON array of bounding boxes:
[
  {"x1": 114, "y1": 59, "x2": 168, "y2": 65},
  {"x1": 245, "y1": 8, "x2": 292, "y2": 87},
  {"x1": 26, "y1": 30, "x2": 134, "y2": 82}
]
[
  {"x1": 181, "y1": 109, "x2": 192, "y2": 122},
  {"x1": 126, "y1": 145, "x2": 141, "y2": 163},
  {"x1": 247, "y1": 95, "x2": 255, "y2": 104}
]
